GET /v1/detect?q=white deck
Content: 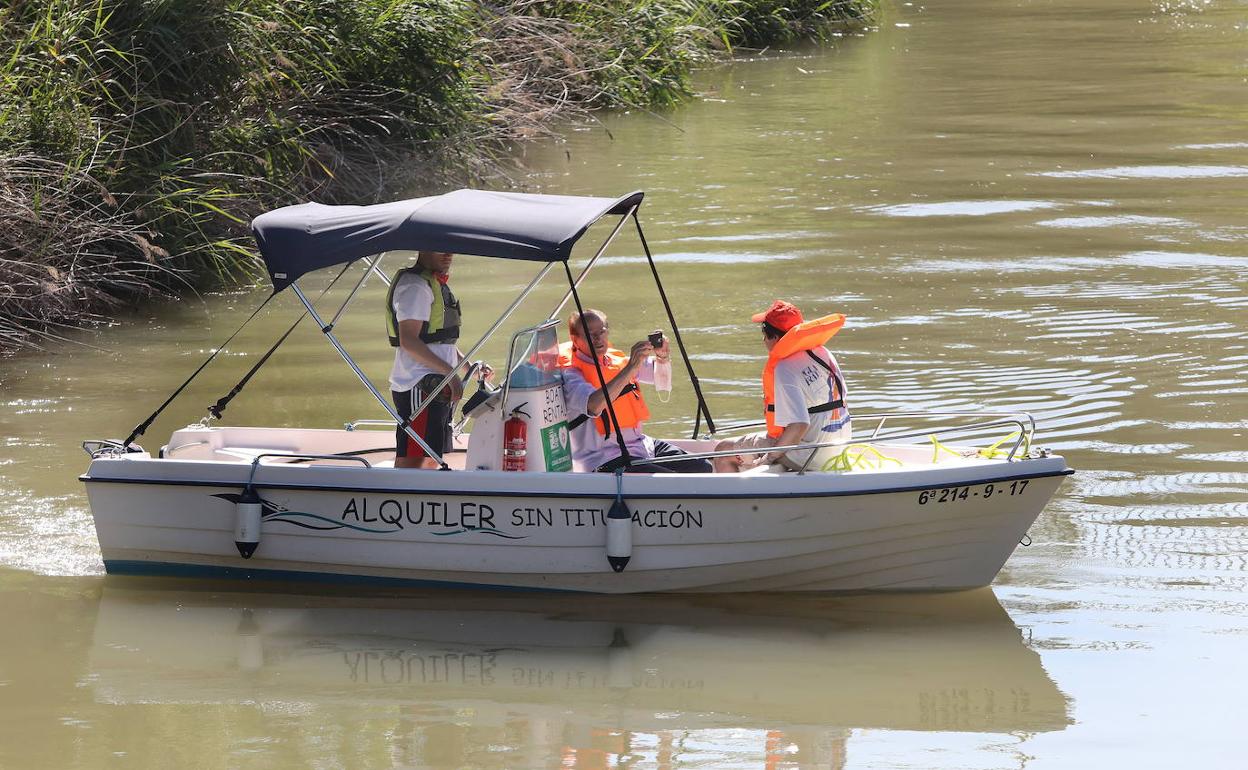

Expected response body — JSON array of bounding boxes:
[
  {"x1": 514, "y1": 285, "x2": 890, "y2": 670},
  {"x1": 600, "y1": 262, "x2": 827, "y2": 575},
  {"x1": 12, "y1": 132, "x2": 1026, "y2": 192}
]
[{"x1": 158, "y1": 424, "x2": 997, "y2": 475}]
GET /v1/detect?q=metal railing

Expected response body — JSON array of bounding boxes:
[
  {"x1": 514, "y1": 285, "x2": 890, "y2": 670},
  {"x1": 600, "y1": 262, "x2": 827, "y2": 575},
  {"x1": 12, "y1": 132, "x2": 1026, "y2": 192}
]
[
  {"x1": 344, "y1": 419, "x2": 398, "y2": 432},
  {"x1": 854, "y1": 411, "x2": 1035, "y2": 460},
  {"x1": 648, "y1": 410, "x2": 1037, "y2": 473},
  {"x1": 246, "y1": 453, "x2": 371, "y2": 485}
]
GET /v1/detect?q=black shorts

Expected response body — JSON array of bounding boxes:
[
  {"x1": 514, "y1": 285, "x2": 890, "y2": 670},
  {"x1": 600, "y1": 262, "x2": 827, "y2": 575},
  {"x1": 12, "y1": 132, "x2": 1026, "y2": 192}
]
[{"x1": 393, "y1": 375, "x2": 453, "y2": 461}]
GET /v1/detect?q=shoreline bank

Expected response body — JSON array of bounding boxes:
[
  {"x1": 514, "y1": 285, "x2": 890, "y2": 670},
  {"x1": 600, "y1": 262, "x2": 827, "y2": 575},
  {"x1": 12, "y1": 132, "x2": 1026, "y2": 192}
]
[{"x1": 0, "y1": 0, "x2": 875, "y2": 353}]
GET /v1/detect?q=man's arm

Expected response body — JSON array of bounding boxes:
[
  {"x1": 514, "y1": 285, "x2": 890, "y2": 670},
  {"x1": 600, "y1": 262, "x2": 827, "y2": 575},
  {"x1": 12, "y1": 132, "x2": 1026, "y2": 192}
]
[
  {"x1": 561, "y1": 366, "x2": 595, "y2": 417},
  {"x1": 585, "y1": 340, "x2": 652, "y2": 415},
  {"x1": 759, "y1": 361, "x2": 814, "y2": 464},
  {"x1": 398, "y1": 320, "x2": 463, "y2": 400},
  {"x1": 761, "y1": 421, "x2": 809, "y2": 465}
]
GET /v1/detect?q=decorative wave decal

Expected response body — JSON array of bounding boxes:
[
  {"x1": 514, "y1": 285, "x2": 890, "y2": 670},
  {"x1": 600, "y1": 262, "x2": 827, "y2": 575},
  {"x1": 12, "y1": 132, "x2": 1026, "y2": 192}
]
[
  {"x1": 261, "y1": 509, "x2": 399, "y2": 534},
  {"x1": 210, "y1": 493, "x2": 528, "y2": 539},
  {"x1": 431, "y1": 527, "x2": 526, "y2": 540}
]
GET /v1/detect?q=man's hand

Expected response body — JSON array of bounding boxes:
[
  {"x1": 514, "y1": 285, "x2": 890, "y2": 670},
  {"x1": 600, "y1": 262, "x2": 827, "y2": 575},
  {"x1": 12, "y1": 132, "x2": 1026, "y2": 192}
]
[
  {"x1": 627, "y1": 340, "x2": 654, "y2": 368},
  {"x1": 745, "y1": 437, "x2": 777, "y2": 468},
  {"x1": 443, "y1": 374, "x2": 465, "y2": 402},
  {"x1": 585, "y1": 340, "x2": 652, "y2": 418},
  {"x1": 654, "y1": 337, "x2": 671, "y2": 363}
]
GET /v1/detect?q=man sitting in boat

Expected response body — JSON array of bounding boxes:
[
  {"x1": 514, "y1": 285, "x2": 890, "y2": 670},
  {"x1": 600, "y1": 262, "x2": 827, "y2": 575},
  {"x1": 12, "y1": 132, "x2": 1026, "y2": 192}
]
[
  {"x1": 387, "y1": 250, "x2": 464, "y2": 469},
  {"x1": 558, "y1": 309, "x2": 713, "y2": 473},
  {"x1": 713, "y1": 301, "x2": 851, "y2": 473}
]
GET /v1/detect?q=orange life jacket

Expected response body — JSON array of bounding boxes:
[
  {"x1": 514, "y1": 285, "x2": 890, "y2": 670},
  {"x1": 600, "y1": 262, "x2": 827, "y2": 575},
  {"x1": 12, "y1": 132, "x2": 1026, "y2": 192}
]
[
  {"x1": 557, "y1": 341, "x2": 650, "y2": 437},
  {"x1": 763, "y1": 314, "x2": 847, "y2": 438}
]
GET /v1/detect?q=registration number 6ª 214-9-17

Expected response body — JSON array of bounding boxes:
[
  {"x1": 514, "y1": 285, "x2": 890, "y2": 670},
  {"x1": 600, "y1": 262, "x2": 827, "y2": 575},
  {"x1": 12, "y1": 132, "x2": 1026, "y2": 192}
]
[{"x1": 917, "y1": 480, "x2": 1029, "y2": 505}]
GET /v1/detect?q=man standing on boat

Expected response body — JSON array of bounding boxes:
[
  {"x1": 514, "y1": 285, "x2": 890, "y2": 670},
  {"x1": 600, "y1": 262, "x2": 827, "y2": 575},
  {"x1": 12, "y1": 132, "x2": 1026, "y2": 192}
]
[
  {"x1": 558, "y1": 309, "x2": 712, "y2": 473},
  {"x1": 387, "y1": 250, "x2": 464, "y2": 469},
  {"x1": 714, "y1": 301, "x2": 851, "y2": 473}
]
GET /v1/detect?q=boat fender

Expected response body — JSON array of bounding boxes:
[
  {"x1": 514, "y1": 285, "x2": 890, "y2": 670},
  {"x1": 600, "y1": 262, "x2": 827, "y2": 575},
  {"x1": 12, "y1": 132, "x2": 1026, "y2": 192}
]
[
  {"x1": 606, "y1": 471, "x2": 632, "y2": 572},
  {"x1": 234, "y1": 485, "x2": 263, "y2": 559}
]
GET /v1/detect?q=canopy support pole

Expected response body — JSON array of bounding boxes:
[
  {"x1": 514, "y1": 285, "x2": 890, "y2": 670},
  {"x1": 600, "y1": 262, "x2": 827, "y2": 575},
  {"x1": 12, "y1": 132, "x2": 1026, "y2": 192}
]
[
  {"x1": 121, "y1": 293, "x2": 275, "y2": 449},
  {"x1": 207, "y1": 261, "x2": 361, "y2": 421},
  {"x1": 326, "y1": 253, "x2": 384, "y2": 330},
  {"x1": 290, "y1": 282, "x2": 447, "y2": 468},
  {"x1": 548, "y1": 207, "x2": 637, "y2": 321},
  {"x1": 631, "y1": 213, "x2": 716, "y2": 438},
  {"x1": 404, "y1": 261, "x2": 557, "y2": 430},
  {"x1": 369, "y1": 260, "x2": 392, "y2": 287},
  {"x1": 564, "y1": 261, "x2": 631, "y2": 468}
]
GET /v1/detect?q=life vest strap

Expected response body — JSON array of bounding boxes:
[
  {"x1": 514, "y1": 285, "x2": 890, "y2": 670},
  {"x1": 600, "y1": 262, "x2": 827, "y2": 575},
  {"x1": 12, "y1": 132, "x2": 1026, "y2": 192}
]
[
  {"x1": 568, "y1": 383, "x2": 639, "y2": 433},
  {"x1": 768, "y1": 350, "x2": 846, "y2": 418},
  {"x1": 808, "y1": 399, "x2": 845, "y2": 414},
  {"x1": 806, "y1": 350, "x2": 846, "y2": 406},
  {"x1": 767, "y1": 398, "x2": 844, "y2": 415}
]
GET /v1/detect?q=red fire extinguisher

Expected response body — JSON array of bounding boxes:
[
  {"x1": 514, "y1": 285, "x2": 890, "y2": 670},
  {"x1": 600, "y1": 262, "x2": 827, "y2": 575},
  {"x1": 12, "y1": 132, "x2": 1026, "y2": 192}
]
[{"x1": 502, "y1": 406, "x2": 529, "y2": 472}]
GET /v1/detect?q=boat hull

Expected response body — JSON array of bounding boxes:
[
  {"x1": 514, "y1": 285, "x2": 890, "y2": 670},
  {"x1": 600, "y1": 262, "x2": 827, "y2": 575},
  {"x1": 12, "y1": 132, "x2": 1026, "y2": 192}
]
[{"x1": 82, "y1": 453, "x2": 1070, "y2": 593}]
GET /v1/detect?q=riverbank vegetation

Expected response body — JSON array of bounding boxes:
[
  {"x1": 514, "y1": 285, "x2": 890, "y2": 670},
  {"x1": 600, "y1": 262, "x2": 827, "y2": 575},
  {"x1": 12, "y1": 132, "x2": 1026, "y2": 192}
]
[{"x1": 0, "y1": 0, "x2": 874, "y2": 350}]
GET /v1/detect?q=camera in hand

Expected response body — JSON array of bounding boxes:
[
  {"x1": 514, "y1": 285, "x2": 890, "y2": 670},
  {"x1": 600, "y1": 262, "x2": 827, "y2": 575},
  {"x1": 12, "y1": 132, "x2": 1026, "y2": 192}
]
[{"x1": 648, "y1": 330, "x2": 664, "y2": 348}]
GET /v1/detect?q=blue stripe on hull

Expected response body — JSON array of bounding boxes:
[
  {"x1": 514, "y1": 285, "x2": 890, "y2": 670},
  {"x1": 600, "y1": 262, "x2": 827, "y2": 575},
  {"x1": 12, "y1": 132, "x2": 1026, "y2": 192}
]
[{"x1": 103, "y1": 560, "x2": 585, "y2": 593}]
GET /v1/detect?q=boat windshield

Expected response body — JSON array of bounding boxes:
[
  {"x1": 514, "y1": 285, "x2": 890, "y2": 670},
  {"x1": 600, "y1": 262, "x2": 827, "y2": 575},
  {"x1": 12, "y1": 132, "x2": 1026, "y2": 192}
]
[{"x1": 506, "y1": 321, "x2": 561, "y2": 389}]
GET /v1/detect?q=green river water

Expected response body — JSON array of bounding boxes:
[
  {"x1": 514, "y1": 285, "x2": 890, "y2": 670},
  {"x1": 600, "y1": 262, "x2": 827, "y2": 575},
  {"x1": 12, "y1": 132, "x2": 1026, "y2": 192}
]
[{"x1": 2, "y1": 0, "x2": 1247, "y2": 767}]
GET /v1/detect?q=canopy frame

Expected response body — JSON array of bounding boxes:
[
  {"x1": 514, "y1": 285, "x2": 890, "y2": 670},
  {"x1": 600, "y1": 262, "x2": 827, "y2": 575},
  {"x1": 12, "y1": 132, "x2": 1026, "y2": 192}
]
[
  {"x1": 398, "y1": 196, "x2": 639, "y2": 447},
  {"x1": 119, "y1": 189, "x2": 718, "y2": 464},
  {"x1": 253, "y1": 189, "x2": 648, "y2": 292}
]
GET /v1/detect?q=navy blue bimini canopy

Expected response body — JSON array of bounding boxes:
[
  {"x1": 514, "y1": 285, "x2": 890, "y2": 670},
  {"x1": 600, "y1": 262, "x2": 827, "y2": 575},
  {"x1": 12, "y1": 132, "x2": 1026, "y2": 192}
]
[{"x1": 251, "y1": 188, "x2": 644, "y2": 292}]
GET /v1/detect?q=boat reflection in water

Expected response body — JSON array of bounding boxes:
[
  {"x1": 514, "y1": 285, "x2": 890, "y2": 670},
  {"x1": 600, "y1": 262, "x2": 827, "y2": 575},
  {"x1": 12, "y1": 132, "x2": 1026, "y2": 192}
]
[{"x1": 90, "y1": 583, "x2": 1069, "y2": 767}]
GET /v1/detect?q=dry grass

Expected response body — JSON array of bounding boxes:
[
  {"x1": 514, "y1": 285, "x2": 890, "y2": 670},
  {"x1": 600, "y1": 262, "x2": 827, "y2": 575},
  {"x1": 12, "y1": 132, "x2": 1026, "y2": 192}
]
[{"x1": 0, "y1": 155, "x2": 177, "y2": 349}]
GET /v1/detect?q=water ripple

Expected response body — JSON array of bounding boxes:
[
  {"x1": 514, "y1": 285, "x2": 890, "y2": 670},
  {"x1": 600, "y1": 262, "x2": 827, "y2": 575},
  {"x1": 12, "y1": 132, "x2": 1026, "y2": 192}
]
[
  {"x1": 1176, "y1": 142, "x2": 1248, "y2": 150},
  {"x1": 1035, "y1": 215, "x2": 1194, "y2": 229},
  {"x1": 598, "y1": 251, "x2": 802, "y2": 266},
  {"x1": 1037, "y1": 165, "x2": 1248, "y2": 180},
  {"x1": 1073, "y1": 472, "x2": 1248, "y2": 499},
  {"x1": 865, "y1": 200, "x2": 1062, "y2": 218},
  {"x1": 1119, "y1": 251, "x2": 1248, "y2": 269}
]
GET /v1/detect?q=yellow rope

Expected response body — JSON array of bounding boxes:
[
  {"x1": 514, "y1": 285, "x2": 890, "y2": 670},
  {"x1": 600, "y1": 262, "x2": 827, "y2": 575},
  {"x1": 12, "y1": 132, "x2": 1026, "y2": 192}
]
[
  {"x1": 977, "y1": 430, "x2": 1031, "y2": 459},
  {"x1": 928, "y1": 434, "x2": 963, "y2": 463},
  {"x1": 825, "y1": 429, "x2": 1032, "y2": 473},
  {"x1": 821, "y1": 444, "x2": 903, "y2": 473},
  {"x1": 927, "y1": 430, "x2": 1032, "y2": 462}
]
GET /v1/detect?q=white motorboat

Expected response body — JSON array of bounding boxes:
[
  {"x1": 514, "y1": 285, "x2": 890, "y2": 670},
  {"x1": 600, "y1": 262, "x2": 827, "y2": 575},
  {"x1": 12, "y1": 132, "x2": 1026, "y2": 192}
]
[{"x1": 81, "y1": 189, "x2": 1072, "y2": 593}]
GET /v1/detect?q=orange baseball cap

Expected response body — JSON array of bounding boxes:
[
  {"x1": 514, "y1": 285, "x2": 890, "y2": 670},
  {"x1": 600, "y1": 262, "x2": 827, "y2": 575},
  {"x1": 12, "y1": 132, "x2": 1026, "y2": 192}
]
[{"x1": 751, "y1": 300, "x2": 804, "y2": 332}]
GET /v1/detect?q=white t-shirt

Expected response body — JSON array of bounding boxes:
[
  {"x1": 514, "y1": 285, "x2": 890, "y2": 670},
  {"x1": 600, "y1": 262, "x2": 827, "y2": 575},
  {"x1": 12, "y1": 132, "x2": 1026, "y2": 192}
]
[
  {"x1": 388, "y1": 272, "x2": 459, "y2": 392},
  {"x1": 772, "y1": 347, "x2": 851, "y2": 468}
]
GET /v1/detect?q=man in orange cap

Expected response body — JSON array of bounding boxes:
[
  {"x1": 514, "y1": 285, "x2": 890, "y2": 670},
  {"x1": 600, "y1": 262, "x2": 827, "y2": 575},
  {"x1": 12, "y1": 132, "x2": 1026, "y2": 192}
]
[{"x1": 713, "y1": 300, "x2": 851, "y2": 473}]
